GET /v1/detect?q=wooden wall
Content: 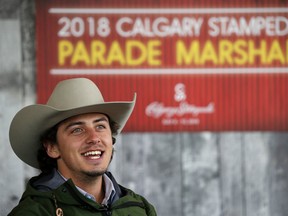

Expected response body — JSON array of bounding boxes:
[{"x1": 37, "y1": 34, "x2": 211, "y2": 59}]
[
  {"x1": 110, "y1": 132, "x2": 288, "y2": 216},
  {"x1": 1, "y1": 1, "x2": 288, "y2": 216}
]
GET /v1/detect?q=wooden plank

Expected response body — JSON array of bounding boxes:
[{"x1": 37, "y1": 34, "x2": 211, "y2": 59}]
[
  {"x1": 218, "y1": 133, "x2": 244, "y2": 216},
  {"x1": 267, "y1": 133, "x2": 288, "y2": 216},
  {"x1": 19, "y1": 0, "x2": 40, "y2": 183},
  {"x1": 19, "y1": 0, "x2": 36, "y2": 106},
  {"x1": 243, "y1": 133, "x2": 270, "y2": 216},
  {"x1": 182, "y1": 132, "x2": 220, "y2": 216}
]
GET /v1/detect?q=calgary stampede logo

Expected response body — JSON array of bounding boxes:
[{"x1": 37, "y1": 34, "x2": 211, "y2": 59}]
[{"x1": 145, "y1": 83, "x2": 215, "y2": 126}]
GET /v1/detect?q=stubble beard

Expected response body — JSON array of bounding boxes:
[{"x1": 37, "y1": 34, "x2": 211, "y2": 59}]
[
  {"x1": 84, "y1": 170, "x2": 107, "y2": 178},
  {"x1": 77, "y1": 169, "x2": 108, "y2": 184},
  {"x1": 82, "y1": 151, "x2": 114, "y2": 179}
]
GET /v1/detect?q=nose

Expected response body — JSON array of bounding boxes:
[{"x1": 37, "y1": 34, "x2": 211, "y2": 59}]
[{"x1": 86, "y1": 128, "x2": 100, "y2": 144}]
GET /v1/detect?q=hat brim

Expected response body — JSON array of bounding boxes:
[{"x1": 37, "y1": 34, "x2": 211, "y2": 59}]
[{"x1": 9, "y1": 96, "x2": 136, "y2": 169}]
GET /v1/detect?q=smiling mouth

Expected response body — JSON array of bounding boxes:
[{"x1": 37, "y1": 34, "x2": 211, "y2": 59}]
[{"x1": 82, "y1": 150, "x2": 103, "y2": 159}]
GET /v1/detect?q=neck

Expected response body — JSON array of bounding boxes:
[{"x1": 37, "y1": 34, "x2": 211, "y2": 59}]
[
  {"x1": 78, "y1": 176, "x2": 105, "y2": 203},
  {"x1": 59, "y1": 170, "x2": 106, "y2": 204}
]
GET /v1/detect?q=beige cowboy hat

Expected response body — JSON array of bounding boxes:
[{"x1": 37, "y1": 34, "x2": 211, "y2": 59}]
[{"x1": 9, "y1": 78, "x2": 136, "y2": 169}]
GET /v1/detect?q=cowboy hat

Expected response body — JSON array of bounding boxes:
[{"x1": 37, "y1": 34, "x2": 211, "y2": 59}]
[{"x1": 9, "y1": 78, "x2": 136, "y2": 169}]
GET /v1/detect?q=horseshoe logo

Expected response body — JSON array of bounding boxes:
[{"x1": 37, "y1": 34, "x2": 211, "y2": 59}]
[{"x1": 174, "y1": 83, "x2": 186, "y2": 102}]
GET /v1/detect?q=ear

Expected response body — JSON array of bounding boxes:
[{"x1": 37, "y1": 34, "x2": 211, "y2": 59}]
[{"x1": 44, "y1": 141, "x2": 60, "y2": 159}]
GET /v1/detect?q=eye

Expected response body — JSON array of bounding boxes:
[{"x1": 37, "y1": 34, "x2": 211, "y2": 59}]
[
  {"x1": 96, "y1": 124, "x2": 106, "y2": 130},
  {"x1": 71, "y1": 127, "x2": 84, "y2": 134}
]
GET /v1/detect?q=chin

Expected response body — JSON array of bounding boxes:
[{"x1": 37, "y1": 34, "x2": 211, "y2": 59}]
[{"x1": 84, "y1": 170, "x2": 107, "y2": 177}]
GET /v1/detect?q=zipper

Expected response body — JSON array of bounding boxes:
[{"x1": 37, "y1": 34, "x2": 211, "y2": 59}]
[
  {"x1": 100, "y1": 204, "x2": 112, "y2": 216},
  {"x1": 52, "y1": 193, "x2": 64, "y2": 216}
]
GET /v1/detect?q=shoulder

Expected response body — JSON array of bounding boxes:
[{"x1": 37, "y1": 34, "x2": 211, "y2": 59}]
[
  {"x1": 118, "y1": 185, "x2": 157, "y2": 215},
  {"x1": 105, "y1": 172, "x2": 157, "y2": 215},
  {"x1": 8, "y1": 173, "x2": 61, "y2": 216},
  {"x1": 8, "y1": 195, "x2": 54, "y2": 216}
]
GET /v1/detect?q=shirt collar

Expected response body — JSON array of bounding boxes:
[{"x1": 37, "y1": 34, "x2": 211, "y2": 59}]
[{"x1": 57, "y1": 170, "x2": 116, "y2": 205}]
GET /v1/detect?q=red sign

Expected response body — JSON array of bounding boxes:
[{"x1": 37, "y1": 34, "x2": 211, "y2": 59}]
[{"x1": 36, "y1": 0, "x2": 288, "y2": 131}]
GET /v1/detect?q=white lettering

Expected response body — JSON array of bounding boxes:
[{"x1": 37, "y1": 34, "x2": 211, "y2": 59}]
[
  {"x1": 208, "y1": 16, "x2": 288, "y2": 37},
  {"x1": 116, "y1": 17, "x2": 203, "y2": 37},
  {"x1": 145, "y1": 101, "x2": 214, "y2": 118}
]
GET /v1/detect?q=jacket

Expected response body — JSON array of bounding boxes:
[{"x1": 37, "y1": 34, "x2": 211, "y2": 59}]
[{"x1": 8, "y1": 170, "x2": 157, "y2": 216}]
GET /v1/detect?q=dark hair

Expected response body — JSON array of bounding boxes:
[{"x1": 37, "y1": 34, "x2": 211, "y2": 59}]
[{"x1": 37, "y1": 116, "x2": 119, "y2": 173}]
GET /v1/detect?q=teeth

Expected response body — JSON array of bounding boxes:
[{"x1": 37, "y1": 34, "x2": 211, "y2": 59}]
[{"x1": 83, "y1": 151, "x2": 102, "y2": 157}]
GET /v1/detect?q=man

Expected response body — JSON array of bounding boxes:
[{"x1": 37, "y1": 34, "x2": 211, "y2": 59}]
[{"x1": 8, "y1": 78, "x2": 157, "y2": 215}]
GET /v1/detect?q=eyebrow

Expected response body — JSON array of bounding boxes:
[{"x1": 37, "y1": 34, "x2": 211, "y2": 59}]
[{"x1": 63, "y1": 116, "x2": 109, "y2": 131}]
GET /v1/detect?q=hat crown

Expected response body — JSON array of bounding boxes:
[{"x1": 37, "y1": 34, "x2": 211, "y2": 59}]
[{"x1": 47, "y1": 78, "x2": 104, "y2": 109}]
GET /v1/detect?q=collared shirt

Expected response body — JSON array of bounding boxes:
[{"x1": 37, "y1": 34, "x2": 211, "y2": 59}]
[{"x1": 57, "y1": 170, "x2": 116, "y2": 205}]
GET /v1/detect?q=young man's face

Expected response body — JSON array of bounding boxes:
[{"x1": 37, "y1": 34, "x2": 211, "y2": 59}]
[{"x1": 46, "y1": 113, "x2": 114, "y2": 180}]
